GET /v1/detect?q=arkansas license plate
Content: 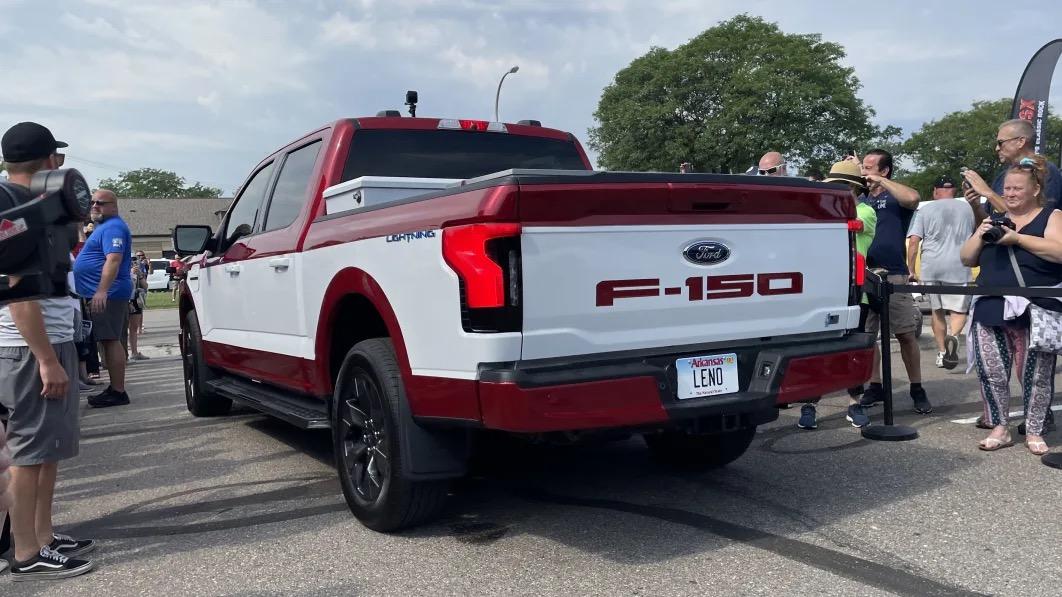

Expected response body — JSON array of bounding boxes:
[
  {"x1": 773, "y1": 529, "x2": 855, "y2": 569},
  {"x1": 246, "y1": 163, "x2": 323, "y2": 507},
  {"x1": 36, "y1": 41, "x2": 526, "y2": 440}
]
[{"x1": 676, "y1": 353, "x2": 739, "y2": 399}]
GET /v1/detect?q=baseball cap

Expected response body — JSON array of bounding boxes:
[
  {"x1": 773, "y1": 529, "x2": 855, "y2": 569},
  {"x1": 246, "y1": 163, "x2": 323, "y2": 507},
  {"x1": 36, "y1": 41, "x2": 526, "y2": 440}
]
[
  {"x1": 1, "y1": 121, "x2": 68, "y2": 163},
  {"x1": 822, "y1": 160, "x2": 866, "y2": 190},
  {"x1": 933, "y1": 175, "x2": 956, "y2": 188}
]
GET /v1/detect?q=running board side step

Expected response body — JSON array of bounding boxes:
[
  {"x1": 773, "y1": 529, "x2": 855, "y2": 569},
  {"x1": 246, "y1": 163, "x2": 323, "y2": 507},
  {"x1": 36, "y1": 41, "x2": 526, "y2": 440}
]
[{"x1": 207, "y1": 377, "x2": 331, "y2": 430}]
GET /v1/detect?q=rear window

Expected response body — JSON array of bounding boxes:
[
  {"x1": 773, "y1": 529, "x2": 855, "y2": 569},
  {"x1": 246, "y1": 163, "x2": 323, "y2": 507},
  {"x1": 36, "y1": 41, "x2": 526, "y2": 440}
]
[
  {"x1": 341, "y1": 129, "x2": 587, "y2": 181},
  {"x1": 151, "y1": 260, "x2": 168, "y2": 271}
]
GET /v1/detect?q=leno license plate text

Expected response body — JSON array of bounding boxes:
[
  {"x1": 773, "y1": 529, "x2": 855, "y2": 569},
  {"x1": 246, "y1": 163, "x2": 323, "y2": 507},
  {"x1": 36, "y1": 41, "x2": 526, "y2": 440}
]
[{"x1": 676, "y1": 353, "x2": 739, "y2": 399}]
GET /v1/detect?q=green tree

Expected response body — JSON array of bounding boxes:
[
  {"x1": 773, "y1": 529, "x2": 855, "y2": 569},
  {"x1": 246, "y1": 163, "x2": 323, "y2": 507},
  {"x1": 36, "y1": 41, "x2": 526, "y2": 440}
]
[
  {"x1": 588, "y1": 15, "x2": 888, "y2": 174},
  {"x1": 901, "y1": 98, "x2": 1062, "y2": 198},
  {"x1": 99, "y1": 167, "x2": 222, "y2": 198}
]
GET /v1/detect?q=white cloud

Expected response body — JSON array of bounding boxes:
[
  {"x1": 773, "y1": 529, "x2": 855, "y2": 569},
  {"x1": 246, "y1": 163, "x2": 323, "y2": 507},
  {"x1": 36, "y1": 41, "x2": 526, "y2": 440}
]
[{"x1": 320, "y1": 12, "x2": 376, "y2": 47}]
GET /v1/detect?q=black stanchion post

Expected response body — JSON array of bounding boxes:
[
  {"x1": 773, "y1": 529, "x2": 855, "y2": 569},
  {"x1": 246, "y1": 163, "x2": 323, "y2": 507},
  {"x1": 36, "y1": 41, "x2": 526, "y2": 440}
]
[{"x1": 862, "y1": 273, "x2": 918, "y2": 441}]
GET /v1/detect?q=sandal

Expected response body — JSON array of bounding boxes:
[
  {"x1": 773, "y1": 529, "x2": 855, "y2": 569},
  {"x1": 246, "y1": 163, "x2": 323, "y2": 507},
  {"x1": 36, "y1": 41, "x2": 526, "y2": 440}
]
[
  {"x1": 974, "y1": 416, "x2": 994, "y2": 430},
  {"x1": 1027, "y1": 440, "x2": 1049, "y2": 456},
  {"x1": 978, "y1": 434, "x2": 1014, "y2": 451}
]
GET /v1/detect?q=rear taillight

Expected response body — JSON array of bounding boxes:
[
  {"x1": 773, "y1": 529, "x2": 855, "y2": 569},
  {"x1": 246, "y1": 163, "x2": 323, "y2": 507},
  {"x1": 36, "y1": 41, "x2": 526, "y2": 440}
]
[
  {"x1": 848, "y1": 219, "x2": 864, "y2": 306},
  {"x1": 443, "y1": 223, "x2": 522, "y2": 332}
]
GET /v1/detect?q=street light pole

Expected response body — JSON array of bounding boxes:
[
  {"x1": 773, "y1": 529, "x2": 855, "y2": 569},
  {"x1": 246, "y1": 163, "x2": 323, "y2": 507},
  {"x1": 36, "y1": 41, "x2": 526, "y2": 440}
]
[{"x1": 494, "y1": 65, "x2": 519, "y2": 122}]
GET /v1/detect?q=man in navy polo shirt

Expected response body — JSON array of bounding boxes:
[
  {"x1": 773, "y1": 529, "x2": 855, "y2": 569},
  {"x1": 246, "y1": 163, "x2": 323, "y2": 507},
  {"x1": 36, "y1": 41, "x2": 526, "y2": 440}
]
[
  {"x1": 853, "y1": 149, "x2": 932, "y2": 414},
  {"x1": 963, "y1": 119, "x2": 1062, "y2": 218},
  {"x1": 73, "y1": 189, "x2": 132, "y2": 408}
]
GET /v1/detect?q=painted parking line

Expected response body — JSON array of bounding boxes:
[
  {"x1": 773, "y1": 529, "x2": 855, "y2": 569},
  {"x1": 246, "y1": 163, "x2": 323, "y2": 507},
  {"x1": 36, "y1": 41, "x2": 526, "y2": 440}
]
[{"x1": 951, "y1": 404, "x2": 1062, "y2": 424}]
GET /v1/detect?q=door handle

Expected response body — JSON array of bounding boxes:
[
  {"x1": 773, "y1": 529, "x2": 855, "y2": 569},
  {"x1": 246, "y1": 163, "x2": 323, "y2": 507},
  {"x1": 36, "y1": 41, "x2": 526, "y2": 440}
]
[
  {"x1": 223, "y1": 264, "x2": 241, "y2": 275},
  {"x1": 269, "y1": 258, "x2": 292, "y2": 271}
]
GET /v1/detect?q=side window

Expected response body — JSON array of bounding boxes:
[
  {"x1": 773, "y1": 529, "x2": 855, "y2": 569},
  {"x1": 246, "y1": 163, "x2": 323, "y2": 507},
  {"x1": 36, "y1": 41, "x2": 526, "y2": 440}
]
[
  {"x1": 223, "y1": 162, "x2": 275, "y2": 246},
  {"x1": 263, "y1": 141, "x2": 322, "y2": 232}
]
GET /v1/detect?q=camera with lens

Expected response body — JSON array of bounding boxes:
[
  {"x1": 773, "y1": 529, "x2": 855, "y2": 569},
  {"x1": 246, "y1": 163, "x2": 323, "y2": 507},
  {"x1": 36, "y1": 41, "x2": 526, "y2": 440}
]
[
  {"x1": 0, "y1": 168, "x2": 91, "y2": 305},
  {"x1": 982, "y1": 214, "x2": 1016, "y2": 244}
]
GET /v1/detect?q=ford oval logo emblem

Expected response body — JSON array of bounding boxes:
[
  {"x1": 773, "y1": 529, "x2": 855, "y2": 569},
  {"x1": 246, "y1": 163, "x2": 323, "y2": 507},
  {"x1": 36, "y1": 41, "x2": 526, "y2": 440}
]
[{"x1": 683, "y1": 241, "x2": 731, "y2": 266}]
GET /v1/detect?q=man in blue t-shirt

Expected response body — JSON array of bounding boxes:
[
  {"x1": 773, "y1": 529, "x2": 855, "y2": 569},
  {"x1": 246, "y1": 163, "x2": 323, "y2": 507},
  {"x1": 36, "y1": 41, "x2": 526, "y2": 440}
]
[
  {"x1": 962, "y1": 118, "x2": 1062, "y2": 219},
  {"x1": 853, "y1": 149, "x2": 932, "y2": 415},
  {"x1": 73, "y1": 189, "x2": 132, "y2": 408}
]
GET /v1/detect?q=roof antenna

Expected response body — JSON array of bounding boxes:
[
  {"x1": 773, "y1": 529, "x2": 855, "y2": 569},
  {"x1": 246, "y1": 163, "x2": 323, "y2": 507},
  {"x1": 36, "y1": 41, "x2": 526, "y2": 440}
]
[{"x1": 405, "y1": 90, "x2": 418, "y2": 117}]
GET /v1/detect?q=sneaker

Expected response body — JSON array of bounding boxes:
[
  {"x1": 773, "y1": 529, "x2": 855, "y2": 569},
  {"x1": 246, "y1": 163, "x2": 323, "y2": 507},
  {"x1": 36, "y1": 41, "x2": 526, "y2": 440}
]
[
  {"x1": 11, "y1": 546, "x2": 93, "y2": 581},
  {"x1": 911, "y1": 386, "x2": 933, "y2": 414},
  {"x1": 49, "y1": 533, "x2": 96, "y2": 558},
  {"x1": 87, "y1": 387, "x2": 130, "y2": 408},
  {"x1": 935, "y1": 352, "x2": 945, "y2": 368},
  {"x1": 134, "y1": 352, "x2": 150, "y2": 361},
  {"x1": 79, "y1": 380, "x2": 93, "y2": 392},
  {"x1": 942, "y1": 335, "x2": 960, "y2": 370},
  {"x1": 846, "y1": 404, "x2": 870, "y2": 428},
  {"x1": 797, "y1": 404, "x2": 818, "y2": 430},
  {"x1": 859, "y1": 385, "x2": 885, "y2": 408}
]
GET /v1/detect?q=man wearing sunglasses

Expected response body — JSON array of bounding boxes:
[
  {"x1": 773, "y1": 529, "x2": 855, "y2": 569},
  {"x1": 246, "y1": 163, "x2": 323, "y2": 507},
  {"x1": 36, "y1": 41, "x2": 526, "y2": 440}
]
[
  {"x1": 962, "y1": 119, "x2": 1062, "y2": 216},
  {"x1": 73, "y1": 189, "x2": 133, "y2": 409},
  {"x1": 757, "y1": 151, "x2": 787, "y2": 176}
]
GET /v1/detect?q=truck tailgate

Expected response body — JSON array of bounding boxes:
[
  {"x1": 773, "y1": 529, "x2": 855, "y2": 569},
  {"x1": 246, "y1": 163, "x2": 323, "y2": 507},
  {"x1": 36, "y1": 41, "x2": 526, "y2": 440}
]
[{"x1": 516, "y1": 180, "x2": 858, "y2": 360}]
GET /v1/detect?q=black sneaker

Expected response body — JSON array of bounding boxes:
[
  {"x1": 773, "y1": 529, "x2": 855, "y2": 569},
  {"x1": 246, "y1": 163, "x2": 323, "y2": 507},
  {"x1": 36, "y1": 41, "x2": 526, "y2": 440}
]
[
  {"x1": 49, "y1": 533, "x2": 96, "y2": 558},
  {"x1": 11, "y1": 546, "x2": 93, "y2": 581},
  {"x1": 88, "y1": 386, "x2": 130, "y2": 408},
  {"x1": 846, "y1": 384, "x2": 865, "y2": 398},
  {"x1": 797, "y1": 404, "x2": 818, "y2": 430},
  {"x1": 846, "y1": 404, "x2": 871, "y2": 428},
  {"x1": 859, "y1": 385, "x2": 885, "y2": 408},
  {"x1": 911, "y1": 386, "x2": 933, "y2": 414},
  {"x1": 942, "y1": 335, "x2": 960, "y2": 370}
]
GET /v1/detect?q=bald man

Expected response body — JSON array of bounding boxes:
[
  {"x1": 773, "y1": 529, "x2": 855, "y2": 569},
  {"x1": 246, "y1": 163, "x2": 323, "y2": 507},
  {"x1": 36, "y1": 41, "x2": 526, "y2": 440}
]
[
  {"x1": 758, "y1": 151, "x2": 787, "y2": 176},
  {"x1": 73, "y1": 189, "x2": 133, "y2": 408}
]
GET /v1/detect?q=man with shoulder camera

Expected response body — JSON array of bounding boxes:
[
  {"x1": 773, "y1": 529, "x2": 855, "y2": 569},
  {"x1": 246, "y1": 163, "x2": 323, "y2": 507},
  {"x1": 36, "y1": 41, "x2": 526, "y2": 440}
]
[
  {"x1": 74, "y1": 188, "x2": 133, "y2": 408},
  {"x1": 850, "y1": 149, "x2": 932, "y2": 414},
  {"x1": 0, "y1": 122, "x2": 94, "y2": 580}
]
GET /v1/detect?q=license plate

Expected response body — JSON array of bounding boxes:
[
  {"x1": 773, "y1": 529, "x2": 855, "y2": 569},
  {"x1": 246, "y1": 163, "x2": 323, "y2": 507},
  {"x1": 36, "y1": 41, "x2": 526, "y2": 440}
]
[{"x1": 676, "y1": 353, "x2": 739, "y2": 399}]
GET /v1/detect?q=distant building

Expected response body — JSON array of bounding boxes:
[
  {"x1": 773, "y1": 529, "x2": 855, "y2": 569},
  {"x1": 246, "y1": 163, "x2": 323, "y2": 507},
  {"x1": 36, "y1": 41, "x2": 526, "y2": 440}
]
[{"x1": 120, "y1": 197, "x2": 231, "y2": 256}]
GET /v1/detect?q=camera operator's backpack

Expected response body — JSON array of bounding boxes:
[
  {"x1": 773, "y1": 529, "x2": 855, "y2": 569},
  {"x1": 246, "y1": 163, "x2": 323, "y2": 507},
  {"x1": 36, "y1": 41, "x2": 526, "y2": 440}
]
[{"x1": 0, "y1": 180, "x2": 40, "y2": 273}]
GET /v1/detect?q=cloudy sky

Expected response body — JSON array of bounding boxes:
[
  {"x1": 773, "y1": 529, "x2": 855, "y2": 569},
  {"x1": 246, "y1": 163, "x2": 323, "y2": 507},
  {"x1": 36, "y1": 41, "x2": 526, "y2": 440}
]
[{"x1": 0, "y1": 0, "x2": 1058, "y2": 194}]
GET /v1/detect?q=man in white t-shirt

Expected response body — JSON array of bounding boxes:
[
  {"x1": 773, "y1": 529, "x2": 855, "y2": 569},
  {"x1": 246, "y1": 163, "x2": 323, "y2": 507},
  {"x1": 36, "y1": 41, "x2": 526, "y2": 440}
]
[{"x1": 906, "y1": 175, "x2": 975, "y2": 370}]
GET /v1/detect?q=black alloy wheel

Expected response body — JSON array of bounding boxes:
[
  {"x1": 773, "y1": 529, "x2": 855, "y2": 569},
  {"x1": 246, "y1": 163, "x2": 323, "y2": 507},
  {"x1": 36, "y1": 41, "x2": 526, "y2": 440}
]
[
  {"x1": 182, "y1": 312, "x2": 230, "y2": 417},
  {"x1": 338, "y1": 369, "x2": 391, "y2": 505},
  {"x1": 332, "y1": 339, "x2": 448, "y2": 532}
]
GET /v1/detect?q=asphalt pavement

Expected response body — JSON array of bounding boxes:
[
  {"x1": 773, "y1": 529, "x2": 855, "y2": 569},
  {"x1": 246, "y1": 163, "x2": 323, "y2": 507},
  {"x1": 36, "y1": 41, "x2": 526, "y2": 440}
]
[{"x1": 3, "y1": 309, "x2": 1061, "y2": 596}]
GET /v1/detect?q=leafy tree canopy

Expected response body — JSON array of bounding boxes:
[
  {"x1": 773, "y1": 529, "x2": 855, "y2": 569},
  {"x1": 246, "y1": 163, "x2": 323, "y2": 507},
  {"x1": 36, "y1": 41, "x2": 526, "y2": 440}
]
[
  {"x1": 98, "y1": 167, "x2": 222, "y2": 198},
  {"x1": 589, "y1": 15, "x2": 890, "y2": 174}
]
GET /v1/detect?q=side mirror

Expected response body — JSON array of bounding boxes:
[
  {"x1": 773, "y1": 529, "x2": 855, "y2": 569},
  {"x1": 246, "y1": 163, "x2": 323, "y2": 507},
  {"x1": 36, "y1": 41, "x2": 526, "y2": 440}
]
[{"x1": 173, "y1": 225, "x2": 213, "y2": 256}]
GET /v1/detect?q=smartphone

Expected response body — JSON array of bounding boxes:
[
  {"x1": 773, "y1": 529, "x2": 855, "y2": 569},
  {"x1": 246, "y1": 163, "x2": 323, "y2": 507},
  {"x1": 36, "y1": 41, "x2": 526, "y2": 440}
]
[{"x1": 959, "y1": 166, "x2": 972, "y2": 191}]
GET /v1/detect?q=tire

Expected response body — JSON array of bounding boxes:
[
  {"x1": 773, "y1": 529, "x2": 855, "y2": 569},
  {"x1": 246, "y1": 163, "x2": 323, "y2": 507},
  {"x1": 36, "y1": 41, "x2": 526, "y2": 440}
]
[
  {"x1": 182, "y1": 312, "x2": 231, "y2": 417},
  {"x1": 643, "y1": 426, "x2": 757, "y2": 470},
  {"x1": 333, "y1": 338, "x2": 448, "y2": 532}
]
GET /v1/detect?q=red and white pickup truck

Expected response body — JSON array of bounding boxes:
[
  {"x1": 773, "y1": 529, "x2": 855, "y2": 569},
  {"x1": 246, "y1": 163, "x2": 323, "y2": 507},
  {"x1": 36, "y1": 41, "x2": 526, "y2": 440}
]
[{"x1": 172, "y1": 115, "x2": 874, "y2": 531}]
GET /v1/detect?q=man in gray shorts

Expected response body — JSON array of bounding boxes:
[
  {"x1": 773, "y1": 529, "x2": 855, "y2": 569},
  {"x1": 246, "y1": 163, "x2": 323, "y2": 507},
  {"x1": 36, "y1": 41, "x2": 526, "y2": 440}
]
[
  {"x1": 74, "y1": 189, "x2": 133, "y2": 408},
  {"x1": 0, "y1": 121, "x2": 95, "y2": 580},
  {"x1": 907, "y1": 175, "x2": 975, "y2": 370}
]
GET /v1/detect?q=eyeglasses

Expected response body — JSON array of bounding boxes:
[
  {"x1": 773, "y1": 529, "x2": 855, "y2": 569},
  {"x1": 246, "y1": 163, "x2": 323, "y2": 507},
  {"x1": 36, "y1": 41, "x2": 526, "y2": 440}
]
[
  {"x1": 90, "y1": 200, "x2": 114, "y2": 206},
  {"x1": 758, "y1": 165, "x2": 783, "y2": 175},
  {"x1": 995, "y1": 136, "x2": 1023, "y2": 148}
]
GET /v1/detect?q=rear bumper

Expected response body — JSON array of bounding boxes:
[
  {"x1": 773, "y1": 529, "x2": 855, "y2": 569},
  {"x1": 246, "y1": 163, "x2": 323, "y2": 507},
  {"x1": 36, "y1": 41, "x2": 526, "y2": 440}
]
[{"x1": 475, "y1": 333, "x2": 874, "y2": 433}]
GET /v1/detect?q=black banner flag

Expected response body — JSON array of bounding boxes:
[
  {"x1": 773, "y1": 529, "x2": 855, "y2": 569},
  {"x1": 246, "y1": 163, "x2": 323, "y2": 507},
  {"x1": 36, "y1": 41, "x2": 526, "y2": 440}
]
[{"x1": 1011, "y1": 39, "x2": 1062, "y2": 158}]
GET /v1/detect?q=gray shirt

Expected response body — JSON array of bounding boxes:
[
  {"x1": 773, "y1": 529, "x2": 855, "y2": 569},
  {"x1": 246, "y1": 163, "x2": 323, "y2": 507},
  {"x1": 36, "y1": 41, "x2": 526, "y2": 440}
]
[
  {"x1": 908, "y1": 198, "x2": 975, "y2": 283},
  {"x1": 0, "y1": 297, "x2": 77, "y2": 346}
]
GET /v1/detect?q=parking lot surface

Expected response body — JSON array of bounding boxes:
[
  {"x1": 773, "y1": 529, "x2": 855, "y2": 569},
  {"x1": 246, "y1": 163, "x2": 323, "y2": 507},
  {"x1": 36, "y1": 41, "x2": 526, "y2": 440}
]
[{"x1": 4, "y1": 309, "x2": 1061, "y2": 596}]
